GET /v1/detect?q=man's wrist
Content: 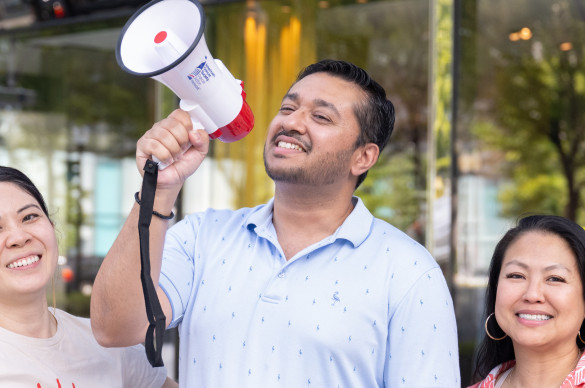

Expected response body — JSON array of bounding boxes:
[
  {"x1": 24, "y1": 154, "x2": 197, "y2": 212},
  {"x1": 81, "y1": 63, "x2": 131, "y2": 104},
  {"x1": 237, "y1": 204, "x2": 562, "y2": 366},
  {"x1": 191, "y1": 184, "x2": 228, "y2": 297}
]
[{"x1": 134, "y1": 191, "x2": 175, "y2": 220}]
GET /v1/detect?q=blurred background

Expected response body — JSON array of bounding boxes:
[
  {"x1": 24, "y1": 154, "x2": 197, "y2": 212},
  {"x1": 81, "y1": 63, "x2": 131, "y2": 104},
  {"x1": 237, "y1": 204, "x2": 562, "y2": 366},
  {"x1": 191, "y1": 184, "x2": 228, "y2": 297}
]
[{"x1": 0, "y1": 0, "x2": 583, "y2": 384}]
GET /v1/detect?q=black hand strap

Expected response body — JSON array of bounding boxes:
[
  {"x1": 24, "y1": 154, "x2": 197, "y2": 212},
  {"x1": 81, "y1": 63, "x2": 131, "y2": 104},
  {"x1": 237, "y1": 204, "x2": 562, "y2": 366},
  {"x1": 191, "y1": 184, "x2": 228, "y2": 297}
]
[{"x1": 138, "y1": 160, "x2": 166, "y2": 367}]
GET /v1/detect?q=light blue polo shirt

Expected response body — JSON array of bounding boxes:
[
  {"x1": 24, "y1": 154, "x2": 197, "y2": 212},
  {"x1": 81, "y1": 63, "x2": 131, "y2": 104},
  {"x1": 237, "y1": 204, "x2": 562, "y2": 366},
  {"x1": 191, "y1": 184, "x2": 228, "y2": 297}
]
[{"x1": 159, "y1": 197, "x2": 460, "y2": 388}]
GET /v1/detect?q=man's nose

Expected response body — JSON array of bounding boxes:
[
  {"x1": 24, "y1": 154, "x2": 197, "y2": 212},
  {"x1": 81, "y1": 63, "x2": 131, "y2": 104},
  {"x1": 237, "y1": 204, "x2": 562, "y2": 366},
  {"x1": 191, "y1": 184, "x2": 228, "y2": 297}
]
[{"x1": 281, "y1": 109, "x2": 307, "y2": 134}]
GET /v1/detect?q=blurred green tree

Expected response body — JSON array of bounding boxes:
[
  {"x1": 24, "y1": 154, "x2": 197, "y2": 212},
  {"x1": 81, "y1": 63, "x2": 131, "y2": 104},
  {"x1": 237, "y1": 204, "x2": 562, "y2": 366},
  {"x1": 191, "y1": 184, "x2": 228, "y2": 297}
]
[{"x1": 472, "y1": 0, "x2": 585, "y2": 222}]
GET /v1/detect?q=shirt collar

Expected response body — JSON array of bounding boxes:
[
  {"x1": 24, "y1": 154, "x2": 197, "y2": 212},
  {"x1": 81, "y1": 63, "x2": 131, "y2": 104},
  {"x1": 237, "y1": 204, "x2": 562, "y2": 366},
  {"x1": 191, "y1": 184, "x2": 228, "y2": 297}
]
[{"x1": 244, "y1": 196, "x2": 373, "y2": 248}]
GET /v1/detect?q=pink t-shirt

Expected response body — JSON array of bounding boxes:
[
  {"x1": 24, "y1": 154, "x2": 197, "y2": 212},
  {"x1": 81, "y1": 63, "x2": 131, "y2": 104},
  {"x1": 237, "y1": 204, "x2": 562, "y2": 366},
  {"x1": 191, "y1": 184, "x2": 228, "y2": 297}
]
[{"x1": 468, "y1": 352, "x2": 585, "y2": 388}]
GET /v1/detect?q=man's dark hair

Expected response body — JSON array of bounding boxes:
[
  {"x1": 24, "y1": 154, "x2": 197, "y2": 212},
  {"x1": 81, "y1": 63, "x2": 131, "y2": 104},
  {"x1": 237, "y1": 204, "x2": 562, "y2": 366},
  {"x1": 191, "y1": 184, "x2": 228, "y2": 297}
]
[
  {"x1": 471, "y1": 214, "x2": 585, "y2": 383},
  {"x1": 295, "y1": 59, "x2": 395, "y2": 188}
]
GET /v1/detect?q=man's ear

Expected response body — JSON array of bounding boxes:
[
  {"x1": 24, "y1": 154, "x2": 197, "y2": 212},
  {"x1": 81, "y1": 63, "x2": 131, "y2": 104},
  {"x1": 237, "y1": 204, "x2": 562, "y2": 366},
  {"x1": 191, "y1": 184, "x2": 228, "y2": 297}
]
[{"x1": 351, "y1": 143, "x2": 379, "y2": 178}]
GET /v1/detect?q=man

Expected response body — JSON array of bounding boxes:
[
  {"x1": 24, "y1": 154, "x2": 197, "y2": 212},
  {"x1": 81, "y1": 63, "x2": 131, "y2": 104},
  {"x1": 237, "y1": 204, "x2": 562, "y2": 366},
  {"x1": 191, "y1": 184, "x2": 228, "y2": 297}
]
[{"x1": 91, "y1": 60, "x2": 460, "y2": 387}]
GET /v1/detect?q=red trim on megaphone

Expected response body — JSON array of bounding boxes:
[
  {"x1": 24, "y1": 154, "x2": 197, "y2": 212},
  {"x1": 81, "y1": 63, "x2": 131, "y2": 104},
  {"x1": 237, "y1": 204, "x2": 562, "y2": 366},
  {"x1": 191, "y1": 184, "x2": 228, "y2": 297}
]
[
  {"x1": 214, "y1": 83, "x2": 254, "y2": 143},
  {"x1": 208, "y1": 129, "x2": 222, "y2": 140}
]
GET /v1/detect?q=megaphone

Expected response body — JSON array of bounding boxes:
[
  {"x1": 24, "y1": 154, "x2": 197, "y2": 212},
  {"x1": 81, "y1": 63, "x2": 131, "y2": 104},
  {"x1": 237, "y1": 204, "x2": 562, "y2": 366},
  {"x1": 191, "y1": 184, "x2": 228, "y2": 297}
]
[{"x1": 116, "y1": 0, "x2": 254, "y2": 167}]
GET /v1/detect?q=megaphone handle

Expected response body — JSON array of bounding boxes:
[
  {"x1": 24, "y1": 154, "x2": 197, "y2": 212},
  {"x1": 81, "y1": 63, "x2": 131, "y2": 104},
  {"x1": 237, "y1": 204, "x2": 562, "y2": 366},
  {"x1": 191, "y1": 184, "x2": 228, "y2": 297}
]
[
  {"x1": 152, "y1": 116, "x2": 203, "y2": 170},
  {"x1": 152, "y1": 155, "x2": 171, "y2": 170}
]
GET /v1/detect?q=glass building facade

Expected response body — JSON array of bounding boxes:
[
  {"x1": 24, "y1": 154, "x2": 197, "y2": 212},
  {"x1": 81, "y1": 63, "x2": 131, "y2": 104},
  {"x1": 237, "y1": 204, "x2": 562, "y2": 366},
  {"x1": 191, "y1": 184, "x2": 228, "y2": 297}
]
[{"x1": 0, "y1": 0, "x2": 583, "y2": 383}]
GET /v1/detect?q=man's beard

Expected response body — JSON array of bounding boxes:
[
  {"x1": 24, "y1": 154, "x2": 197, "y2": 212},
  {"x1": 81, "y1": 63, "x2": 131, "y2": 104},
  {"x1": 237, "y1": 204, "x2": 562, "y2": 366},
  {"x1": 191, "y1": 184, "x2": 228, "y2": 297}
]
[{"x1": 264, "y1": 146, "x2": 355, "y2": 186}]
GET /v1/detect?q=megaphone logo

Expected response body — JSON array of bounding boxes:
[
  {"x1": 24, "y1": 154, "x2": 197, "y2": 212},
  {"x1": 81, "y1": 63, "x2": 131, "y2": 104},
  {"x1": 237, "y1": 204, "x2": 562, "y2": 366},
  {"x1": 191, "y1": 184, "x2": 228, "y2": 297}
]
[
  {"x1": 187, "y1": 57, "x2": 214, "y2": 89},
  {"x1": 116, "y1": 0, "x2": 254, "y2": 149}
]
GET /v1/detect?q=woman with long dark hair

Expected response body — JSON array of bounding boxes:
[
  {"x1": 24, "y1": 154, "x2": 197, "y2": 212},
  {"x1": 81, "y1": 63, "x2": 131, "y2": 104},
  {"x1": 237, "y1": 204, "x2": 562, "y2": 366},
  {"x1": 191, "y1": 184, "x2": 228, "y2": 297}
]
[
  {"x1": 469, "y1": 214, "x2": 585, "y2": 387},
  {"x1": 0, "y1": 166, "x2": 177, "y2": 387}
]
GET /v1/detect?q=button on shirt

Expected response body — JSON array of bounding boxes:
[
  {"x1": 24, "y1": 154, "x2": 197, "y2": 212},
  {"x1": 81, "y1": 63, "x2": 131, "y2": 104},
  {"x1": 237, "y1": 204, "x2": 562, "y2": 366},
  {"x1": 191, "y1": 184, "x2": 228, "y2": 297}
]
[{"x1": 159, "y1": 197, "x2": 460, "y2": 388}]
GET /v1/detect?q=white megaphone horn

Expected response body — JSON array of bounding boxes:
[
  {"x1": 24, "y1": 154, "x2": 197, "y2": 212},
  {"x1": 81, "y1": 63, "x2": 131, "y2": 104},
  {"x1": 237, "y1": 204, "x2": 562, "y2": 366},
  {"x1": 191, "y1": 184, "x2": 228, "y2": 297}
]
[{"x1": 116, "y1": 0, "x2": 254, "y2": 169}]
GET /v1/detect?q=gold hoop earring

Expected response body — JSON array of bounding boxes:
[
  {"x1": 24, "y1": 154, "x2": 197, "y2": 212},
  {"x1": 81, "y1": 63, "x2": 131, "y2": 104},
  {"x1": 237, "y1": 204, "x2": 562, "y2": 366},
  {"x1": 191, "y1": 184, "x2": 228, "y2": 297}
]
[
  {"x1": 485, "y1": 313, "x2": 507, "y2": 341},
  {"x1": 579, "y1": 330, "x2": 585, "y2": 345}
]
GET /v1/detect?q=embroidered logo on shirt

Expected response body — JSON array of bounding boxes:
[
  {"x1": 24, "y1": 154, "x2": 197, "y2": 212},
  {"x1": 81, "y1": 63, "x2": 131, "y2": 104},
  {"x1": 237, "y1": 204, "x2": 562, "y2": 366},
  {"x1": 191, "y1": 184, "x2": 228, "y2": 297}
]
[{"x1": 331, "y1": 291, "x2": 340, "y2": 306}]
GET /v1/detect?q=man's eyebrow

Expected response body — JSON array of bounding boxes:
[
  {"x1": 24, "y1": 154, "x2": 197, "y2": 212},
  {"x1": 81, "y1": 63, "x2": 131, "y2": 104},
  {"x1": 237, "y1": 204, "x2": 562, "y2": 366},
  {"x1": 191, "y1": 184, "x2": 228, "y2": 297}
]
[
  {"x1": 313, "y1": 98, "x2": 340, "y2": 118},
  {"x1": 282, "y1": 92, "x2": 299, "y2": 103},
  {"x1": 282, "y1": 93, "x2": 341, "y2": 118}
]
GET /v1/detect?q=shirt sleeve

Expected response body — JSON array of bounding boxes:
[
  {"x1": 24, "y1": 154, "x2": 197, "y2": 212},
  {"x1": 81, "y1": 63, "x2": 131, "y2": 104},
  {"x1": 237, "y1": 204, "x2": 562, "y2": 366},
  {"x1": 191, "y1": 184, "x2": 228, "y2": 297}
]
[
  {"x1": 384, "y1": 266, "x2": 461, "y2": 387},
  {"x1": 158, "y1": 216, "x2": 200, "y2": 327},
  {"x1": 120, "y1": 343, "x2": 169, "y2": 388}
]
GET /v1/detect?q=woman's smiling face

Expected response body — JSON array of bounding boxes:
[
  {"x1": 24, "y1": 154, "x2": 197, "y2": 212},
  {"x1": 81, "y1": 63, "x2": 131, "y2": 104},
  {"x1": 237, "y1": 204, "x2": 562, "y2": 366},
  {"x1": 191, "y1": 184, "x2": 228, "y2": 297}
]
[
  {"x1": 495, "y1": 231, "x2": 585, "y2": 352},
  {"x1": 0, "y1": 182, "x2": 58, "y2": 301}
]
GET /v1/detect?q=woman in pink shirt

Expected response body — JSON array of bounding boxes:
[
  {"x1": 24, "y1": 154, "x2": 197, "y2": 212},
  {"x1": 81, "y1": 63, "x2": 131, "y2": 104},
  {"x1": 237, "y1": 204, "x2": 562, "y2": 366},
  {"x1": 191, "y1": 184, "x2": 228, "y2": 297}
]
[{"x1": 468, "y1": 215, "x2": 585, "y2": 388}]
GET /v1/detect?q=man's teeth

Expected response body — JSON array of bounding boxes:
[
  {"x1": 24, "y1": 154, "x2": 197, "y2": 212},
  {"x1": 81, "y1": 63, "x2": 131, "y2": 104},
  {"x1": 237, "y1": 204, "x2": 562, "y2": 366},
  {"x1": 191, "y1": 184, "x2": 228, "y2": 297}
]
[
  {"x1": 518, "y1": 313, "x2": 552, "y2": 321},
  {"x1": 278, "y1": 141, "x2": 304, "y2": 151},
  {"x1": 7, "y1": 255, "x2": 40, "y2": 269}
]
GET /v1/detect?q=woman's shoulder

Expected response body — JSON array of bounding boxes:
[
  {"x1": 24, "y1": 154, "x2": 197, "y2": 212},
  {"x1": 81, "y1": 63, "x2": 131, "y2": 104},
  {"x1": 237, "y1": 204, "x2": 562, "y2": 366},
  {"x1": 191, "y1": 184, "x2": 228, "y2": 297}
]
[{"x1": 54, "y1": 309, "x2": 91, "y2": 330}]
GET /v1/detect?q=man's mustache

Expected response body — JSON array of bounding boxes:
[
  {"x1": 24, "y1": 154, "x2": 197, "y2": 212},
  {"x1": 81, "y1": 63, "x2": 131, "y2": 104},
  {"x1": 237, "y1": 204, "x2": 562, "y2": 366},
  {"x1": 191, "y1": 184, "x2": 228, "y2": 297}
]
[{"x1": 271, "y1": 129, "x2": 312, "y2": 152}]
